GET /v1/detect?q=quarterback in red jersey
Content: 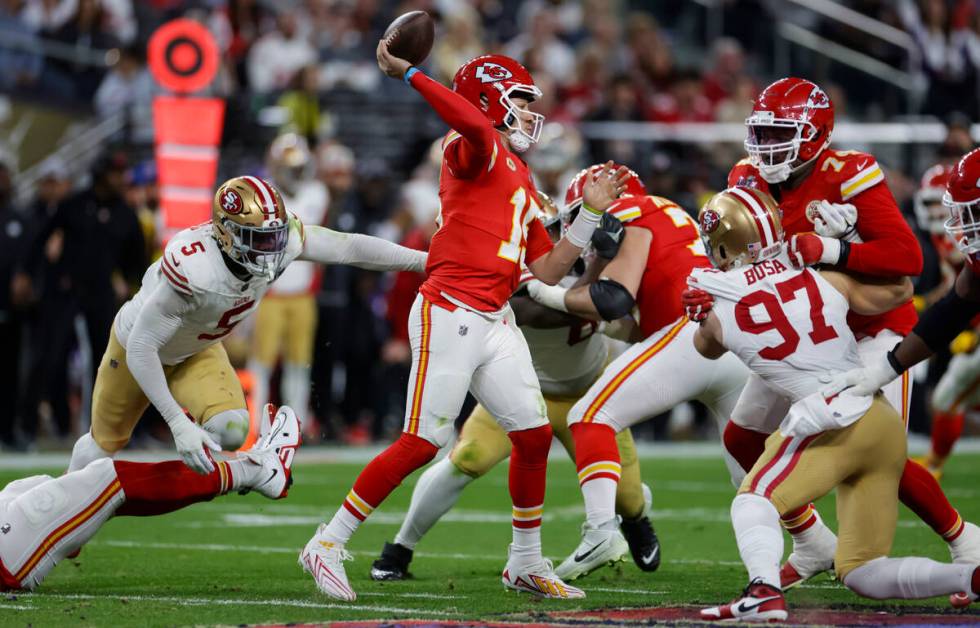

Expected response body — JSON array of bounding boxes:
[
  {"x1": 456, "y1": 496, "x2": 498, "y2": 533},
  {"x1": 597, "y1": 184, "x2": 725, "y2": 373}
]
[
  {"x1": 298, "y1": 42, "x2": 632, "y2": 602},
  {"x1": 687, "y1": 77, "x2": 980, "y2": 588},
  {"x1": 525, "y1": 165, "x2": 750, "y2": 579}
]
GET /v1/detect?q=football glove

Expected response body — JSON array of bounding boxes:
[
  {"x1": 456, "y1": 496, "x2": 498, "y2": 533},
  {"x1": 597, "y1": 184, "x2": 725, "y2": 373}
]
[
  {"x1": 592, "y1": 212, "x2": 625, "y2": 259},
  {"x1": 788, "y1": 233, "x2": 843, "y2": 268},
  {"x1": 168, "y1": 412, "x2": 221, "y2": 475},
  {"x1": 682, "y1": 287, "x2": 713, "y2": 323},
  {"x1": 812, "y1": 200, "x2": 859, "y2": 241},
  {"x1": 819, "y1": 354, "x2": 900, "y2": 399}
]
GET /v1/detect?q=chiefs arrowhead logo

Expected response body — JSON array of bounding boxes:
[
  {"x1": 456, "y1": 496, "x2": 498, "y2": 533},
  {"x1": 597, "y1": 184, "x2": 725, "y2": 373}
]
[
  {"x1": 806, "y1": 86, "x2": 831, "y2": 110},
  {"x1": 221, "y1": 188, "x2": 243, "y2": 215},
  {"x1": 700, "y1": 209, "x2": 721, "y2": 233},
  {"x1": 475, "y1": 62, "x2": 513, "y2": 84}
]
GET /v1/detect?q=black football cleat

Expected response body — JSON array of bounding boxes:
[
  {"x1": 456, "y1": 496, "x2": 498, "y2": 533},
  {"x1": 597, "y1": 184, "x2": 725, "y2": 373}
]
[
  {"x1": 370, "y1": 541, "x2": 413, "y2": 581},
  {"x1": 620, "y1": 514, "x2": 661, "y2": 572}
]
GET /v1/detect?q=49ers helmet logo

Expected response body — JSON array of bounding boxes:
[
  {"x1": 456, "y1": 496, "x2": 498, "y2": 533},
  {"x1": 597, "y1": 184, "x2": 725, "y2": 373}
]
[
  {"x1": 700, "y1": 209, "x2": 721, "y2": 233},
  {"x1": 220, "y1": 188, "x2": 243, "y2": 215},
  {"x1": 475, "y1": 62, "x2": 513, "y2": 84}
]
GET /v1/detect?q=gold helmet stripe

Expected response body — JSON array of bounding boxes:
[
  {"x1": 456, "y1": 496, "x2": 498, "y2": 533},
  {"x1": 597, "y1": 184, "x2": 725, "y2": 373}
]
[
  {"x1": 240, "y1": 175, "x2": 280, "y2": 219},
  {"x1": 730, "y1": 186, "x2": 775, "y2": 248}
]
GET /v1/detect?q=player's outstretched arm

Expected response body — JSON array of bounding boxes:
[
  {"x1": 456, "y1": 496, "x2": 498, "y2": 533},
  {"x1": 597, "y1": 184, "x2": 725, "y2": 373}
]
[
  {"x1": 377, "y1": 39, "x2": 495, "y2": 176},
  {"x1": 300, "y1": 225, "x2": 427, "y2": 272},
  {"x1": 818, "y1": 270, "x2": 913, "y2": 316},
  {"x1": 527, "y1": 225, "x2": 650, "y2": 321},
  {"x1": 126, "y1": 283, "x2": 221, "y2": 474}
]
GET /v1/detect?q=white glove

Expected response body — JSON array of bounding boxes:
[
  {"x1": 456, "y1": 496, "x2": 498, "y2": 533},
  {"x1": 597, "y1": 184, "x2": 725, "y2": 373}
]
[
  {"x1": 819, "y1": 354, "x2": 901, "y2": 399},
  {"x1": 526, "y1": 279, "x2": 569, "y2": 312},
  {"x1": 813, "y1": 200, "x2": 859, "y2": 242},
  {"x1": 168, "y1": 413, "x2": 221, "y2": 474}
]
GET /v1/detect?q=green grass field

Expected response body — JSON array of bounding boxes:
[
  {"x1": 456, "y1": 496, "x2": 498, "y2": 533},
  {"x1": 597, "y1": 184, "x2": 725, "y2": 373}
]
[{"x1": 3, "y1": 450, "x2": 980, "y2": 626}]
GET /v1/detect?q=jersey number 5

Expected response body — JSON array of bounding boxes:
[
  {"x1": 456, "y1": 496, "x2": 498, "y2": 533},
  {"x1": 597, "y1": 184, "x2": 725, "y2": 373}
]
[
  {"x1": 498, "y1": 187, "x2": 540, "y2": 264},
  {"x1": 734, "y1": 272, "x2": 839, "y2": 360},
  {"x1": 198, "y1": 300, "x2": 255, "y2": 341}
]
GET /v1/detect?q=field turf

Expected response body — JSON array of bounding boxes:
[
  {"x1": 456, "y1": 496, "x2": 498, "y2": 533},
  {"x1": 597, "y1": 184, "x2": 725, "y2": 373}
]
[{"x1": 3, "y1": 449, "x2": 980, "y2": 626}]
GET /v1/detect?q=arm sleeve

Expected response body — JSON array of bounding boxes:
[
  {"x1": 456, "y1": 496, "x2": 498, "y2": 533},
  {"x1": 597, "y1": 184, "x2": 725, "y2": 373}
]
[
  {"x1": 843, "y1": 183, "x2": 923, "y2": 276},
  {"x1": 299, "y1": 226, "x2": 428, "y2": 272},
  {"x1": 408, "y1": 71, "x2": 496, "y2": 178},
  {"x1": 126, "y1": 283, "x2": 195, "y2": 423},
  {"x1": 525, "y1": 219, "x2": 554, "y2": 265},
  {"x1": 912, "y1": 284, "x2": 980, "y2": 355}
]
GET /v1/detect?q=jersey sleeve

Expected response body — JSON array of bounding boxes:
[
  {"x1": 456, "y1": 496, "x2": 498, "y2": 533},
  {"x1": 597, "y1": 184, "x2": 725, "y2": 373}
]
[
  {"x1": 608, "y1": 198, "x2": 646, "y2": 224},
  {"x1": 525, "y1": 218, "x2": 553, "y2": 264},
  {"x1": 159, "y1": 244, "x2": 195, "y2": 298},
  {"x1": 687, "y1": 266, "x2": 741, "y2": 302},
  {"x1": 843, "y1": 166, "x2": 923, "y2": 276},
  {"x1": 838, "y1": 155, "x2": 886, "y2": 202}
]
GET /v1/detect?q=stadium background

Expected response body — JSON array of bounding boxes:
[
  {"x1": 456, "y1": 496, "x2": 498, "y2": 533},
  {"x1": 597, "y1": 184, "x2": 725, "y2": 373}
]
[{"x1": 1, "y1": 0, "x2": 977, "y2": 453}]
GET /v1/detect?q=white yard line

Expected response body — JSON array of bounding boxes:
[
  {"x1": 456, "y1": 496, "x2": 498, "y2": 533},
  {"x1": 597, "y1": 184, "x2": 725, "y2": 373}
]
[
  {"x1": 28, "y1": 593, "x2": 461, "y2": 615},
  {"x1": 588, "y1": 587, "x2": 667, "y2": 595},
  {"x1": 0, "y1": 603, "x2": 32, "y2": 610}
]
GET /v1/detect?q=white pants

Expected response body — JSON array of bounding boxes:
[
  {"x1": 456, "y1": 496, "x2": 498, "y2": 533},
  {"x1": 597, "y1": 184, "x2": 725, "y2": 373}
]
[
  {"x1": 0, "y1": 458, "x2": 123, "y2": 590},
  {"x1": 567, "y1": 317, "x2": 749, "y2": 479},
  {"x1": 933, "y1": 347, "x2": 980, "y2": 414},
  {"x1": 403, "y1": 295, "x2": 548, "y2": 448},
  {"x1": 732, "y1": 330, "x2": 913, "y2": 433}
]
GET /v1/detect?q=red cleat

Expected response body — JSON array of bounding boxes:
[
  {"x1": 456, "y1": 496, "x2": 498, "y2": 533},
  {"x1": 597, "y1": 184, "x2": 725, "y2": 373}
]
[{"x1": 702, "y1": 579, "x2": 788, "y2": 622}]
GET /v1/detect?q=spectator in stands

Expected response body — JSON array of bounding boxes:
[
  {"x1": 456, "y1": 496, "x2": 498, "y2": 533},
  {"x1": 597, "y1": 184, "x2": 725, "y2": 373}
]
[
  {"x1": 627, "y1": 12, "x2": 673, "y2": 92},
  {"x1": 247, "y1": 5, "x2": 315, "y2": 94},
  {"x1": 94, "y1": 45, "x2": 157, "y2": 144},
  {"x1": 17, "y1": 151, "x2": 145, "y2": 441},
  {"x1": 505, "y1": 5, "x2": 575, "y2": 86},
  {"x1": 646, "y1": 68, "x2": 714, "y2": 123},
  {"x1": 0, "y1": 159, "x2": 29, "y2": 449},
  {"x1": 124, "y1": 159, "x2": 160, "y2": 263},
  {"x1": 220, "y1": 0, "x2": 263, "y2": 88},
  {"x1": 28, "y1": 158, "x2": 71, "y2": 222},
  {"x1": 431, "y1": 6, "x2": 484, "y2": 85},
  {"x1": 47, "y1": 0, "x2": 121, "y2": 99},
  {"x1": 0, "y1": 0, "x2": 43, "y2": 94},
  {"x1": 702, "y1": 38, "x2": 755, "y2": 107},
  {"x1": 586, "y1": 73, "x2": 645, "y2": 166},
  {"x1": 277, "y1": 63, "x2": 325, "y2": 145}
]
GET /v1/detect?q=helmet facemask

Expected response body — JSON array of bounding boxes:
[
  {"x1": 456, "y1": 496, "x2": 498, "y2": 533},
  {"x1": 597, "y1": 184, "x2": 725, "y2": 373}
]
[
  {"x1": 914, "y1": 188, "x2": 949, "y2": 236},
  {"x1": 499, "y1": 84, "x2": 544, "y2": 153},
  {"x1": 943, "y1": 191, "x2": 980, "y2": 255},
  {"x1": 220, "y1": 219, "x2": 289, "y2": 280},
  {"x1": 744, "y1": 112, "x2": 819, "y2": 184}
]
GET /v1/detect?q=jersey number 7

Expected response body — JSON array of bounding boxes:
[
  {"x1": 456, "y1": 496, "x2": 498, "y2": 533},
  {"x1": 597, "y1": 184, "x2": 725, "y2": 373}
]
[{"x1": 735, "y1": 271, "x2": 839, "y2": 360}]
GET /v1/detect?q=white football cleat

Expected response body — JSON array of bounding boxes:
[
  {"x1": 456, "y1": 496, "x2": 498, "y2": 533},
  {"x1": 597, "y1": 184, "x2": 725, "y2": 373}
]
[
  {"x1": 950, "y1": 522, "x2": 980, "y2": 565},
  {"x1": 555, "y1": 518, "x2": 629, "y2": 581},
  {"x1": 299, "y1": 523, "x2": 356, "y2": 601},
  {"x1": 702, "y1": 578, "x2": 788, "y2": 622},
  {"x1": 780, "y1": 512, "x2": 836, "y2": 589},
  {"x1": 240, "y1": 404, "x2": 301, "y2": 499},
  {"x1": 502, "y1": 553, "x2": 585, "y2": 599}
]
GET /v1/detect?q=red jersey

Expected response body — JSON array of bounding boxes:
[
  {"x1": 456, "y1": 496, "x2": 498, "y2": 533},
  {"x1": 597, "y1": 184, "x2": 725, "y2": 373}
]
[
  {"x1": 422, "y1": 131, "x2": 552, "y2": 311},
  {"x1": 729, "y1": 150, "x2": 922, "y2": 338},
  {"x1": 609, "y1": 195, "x2": 711, "y2": 337}
]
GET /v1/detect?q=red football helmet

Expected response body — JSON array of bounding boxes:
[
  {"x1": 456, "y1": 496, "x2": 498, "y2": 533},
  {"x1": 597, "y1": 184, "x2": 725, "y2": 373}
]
[
  {"x1": 744, "y1": 77, "x2": 834, "y2": 184},
  {"x1": 914, "y1": 163, "x2": 954, "y2": 236},
  {"x1": 944, "y1": 148, "x2": 980, "y2": 255},
  {"x1": 563, "y1": 163, "x2": 646, "y2": 212},
  {"x1": 452, "y1": 55, "x2": 543, "y2": 153}
]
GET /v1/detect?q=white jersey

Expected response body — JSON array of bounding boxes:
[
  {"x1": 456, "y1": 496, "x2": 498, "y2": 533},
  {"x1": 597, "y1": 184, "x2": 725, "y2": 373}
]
[
  {"x1": 270, "y1": 182, "x2": 328, "y2": 295},
  {"x1": 519, "y1": 274, "x2": 608, "y2": 397},
  {"x1": 690, "y1": 250, "x2": 871, "y2": 434},
  {"x1": 115, "y1": 218, "x2": 304, "y2": 365}
]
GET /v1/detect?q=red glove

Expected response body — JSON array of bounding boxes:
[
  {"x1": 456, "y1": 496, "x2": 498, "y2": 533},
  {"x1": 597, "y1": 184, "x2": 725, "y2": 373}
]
[
  {"x1": 682, "y1": 287, "x2": 714, "y2": 322},
  {"x1": 788, "y1": 233, "x2": 843, "y2": 268}
]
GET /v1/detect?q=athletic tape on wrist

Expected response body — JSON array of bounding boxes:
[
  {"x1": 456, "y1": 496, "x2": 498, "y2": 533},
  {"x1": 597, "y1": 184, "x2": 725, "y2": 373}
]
[{"x1": 566, "y1": 207, "x2": 601, "y2": 248}]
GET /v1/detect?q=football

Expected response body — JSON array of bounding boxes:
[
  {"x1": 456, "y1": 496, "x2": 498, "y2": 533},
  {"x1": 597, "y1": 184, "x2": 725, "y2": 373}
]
[{"x1": 382, "y1": 10, "x2": 434, "y2": 66}]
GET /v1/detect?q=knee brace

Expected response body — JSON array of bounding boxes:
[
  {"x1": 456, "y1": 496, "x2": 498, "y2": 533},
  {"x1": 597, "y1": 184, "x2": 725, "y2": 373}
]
[{"x1": 203, "y1": 408, "x2": 250, "y2": 450}]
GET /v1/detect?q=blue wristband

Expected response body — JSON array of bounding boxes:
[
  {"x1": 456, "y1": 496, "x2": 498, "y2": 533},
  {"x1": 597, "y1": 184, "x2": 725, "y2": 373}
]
[{"x1": 403, "y1": 67, "x2": 420, "y2": 85}]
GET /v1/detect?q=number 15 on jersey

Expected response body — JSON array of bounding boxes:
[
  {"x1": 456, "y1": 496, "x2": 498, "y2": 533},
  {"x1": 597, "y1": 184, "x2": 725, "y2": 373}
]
[{"x1": 498, "y1": 187, "x2": 540, "y2": 264}]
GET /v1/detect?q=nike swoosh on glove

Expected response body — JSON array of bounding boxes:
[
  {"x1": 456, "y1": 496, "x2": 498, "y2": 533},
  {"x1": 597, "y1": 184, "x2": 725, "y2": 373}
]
[
  {"x1": 813, "y1": 200, "x2": 859, "y2": 241},
  {"x1": 788, "y1": 233, "x2": 842, "y2": 268},
  {"x1": 682, "y1": 287, "x2": 713, "y2": 322}
]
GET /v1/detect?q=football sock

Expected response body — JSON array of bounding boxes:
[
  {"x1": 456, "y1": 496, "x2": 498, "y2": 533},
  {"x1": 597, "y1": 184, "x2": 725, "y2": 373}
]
[
  {"x1": 508, "y1": 425, "x2": 552, "y2": 564},
  {"x1": 898, "y1": 459, "x2": 964, "y2": 541},
  {"x1": 614, "y1": 429, "x2": 645, "y2": 520},
  {"x1": 247, "y1": 360, "x2": 272, "y2": 425},
  {"x1": 723, "y1": 421, "x2": 769, "y2": 472},
  {"x1": 393, "y1": 456, "x2": 474, "y2": 550},
  {"x1": 571, "y1": 422, "x2": 620, "y2": 527},
  {"x1": 283, "y1": 363, "x2": 312, "y2": 419},
  {"x1": 930, "y1": 411, "x2": 964, "y2": 466},
  {"x1": 322, "y1": 432, "x2": 439, "y2": 545},
  {"x1": 781, "y1": 504, "x2": 817, "y2": 535},
  {"x1": 843, "y1": 556, "x2": 974, "y2": 599},
  {"x1": 731, "y1": 493, "x2": 783, "y2": 588},
  {"x1": 68, "y1": 432, "x2": 115, "y2": 472},
  {"x1": 113, "y1": 460, "x2": 238, "y2": 516}
]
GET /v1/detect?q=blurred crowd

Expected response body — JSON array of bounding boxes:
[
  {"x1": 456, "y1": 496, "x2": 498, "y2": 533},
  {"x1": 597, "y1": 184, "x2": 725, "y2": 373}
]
[{"x1": 1, "y1": 0, "x2": 978, "y2": 450}]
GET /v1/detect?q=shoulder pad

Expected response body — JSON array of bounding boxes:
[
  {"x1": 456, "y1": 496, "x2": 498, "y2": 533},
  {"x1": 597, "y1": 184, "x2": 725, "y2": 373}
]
[
  {"x1": 161, "y1": 227, "x2": 217, "y2": 297},
  {"x1": 820, "y1": 150, "x2": 884, "y2": 201}
]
